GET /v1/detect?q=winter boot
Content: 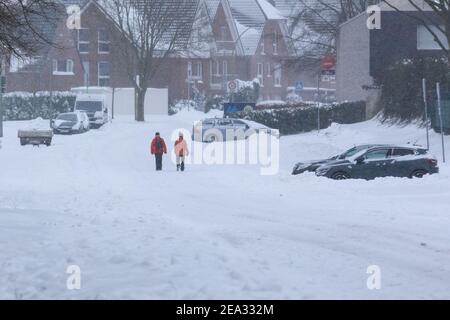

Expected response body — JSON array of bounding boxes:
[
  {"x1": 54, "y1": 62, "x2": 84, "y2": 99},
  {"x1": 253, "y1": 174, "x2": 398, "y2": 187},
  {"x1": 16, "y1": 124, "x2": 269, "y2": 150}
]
[
  {"x1": 181, "y1": 162, "x2": 185, "y2": 172},
  {"x1": 177, "y1": 164, "x2": 181, "y2": 172}
]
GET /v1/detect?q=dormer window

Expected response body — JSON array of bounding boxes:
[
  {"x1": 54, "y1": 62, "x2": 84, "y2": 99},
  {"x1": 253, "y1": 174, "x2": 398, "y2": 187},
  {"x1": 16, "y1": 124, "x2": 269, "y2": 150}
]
[
  {"x1": 273, "y1": 30, "x2": 278, "y2": 54},
  {"x1": 78, "y1": 28, "x2": 90, "y2": 54}
]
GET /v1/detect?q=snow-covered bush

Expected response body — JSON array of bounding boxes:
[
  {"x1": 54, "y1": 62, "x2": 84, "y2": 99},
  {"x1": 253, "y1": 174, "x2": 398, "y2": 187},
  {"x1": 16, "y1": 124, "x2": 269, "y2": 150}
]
[
  {"x1": 229, "y1": 78, "x2": 260, "y2": 103},
  {"x1": 286, "y1": 87, "x2": 303, "y2": 104},
  {"x1": 169, "y1": 99, "x2": 199, "y2": 115},
  {"x1": 205, "y1": 95, "x2": 226, "y2": 113},
  {"x1": 229, "y1": 101, "x2": 366, "y2": 135},
  {"x1": 2, "y1": 91, "x2": 76, "y2": 121}
]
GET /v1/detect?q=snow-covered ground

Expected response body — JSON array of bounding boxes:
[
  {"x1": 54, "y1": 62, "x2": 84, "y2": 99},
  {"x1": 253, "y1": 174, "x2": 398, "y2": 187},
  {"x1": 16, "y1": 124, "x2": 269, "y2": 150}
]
[{"x1": 1, "y1": 110, "x2": 450, "y2": 299}]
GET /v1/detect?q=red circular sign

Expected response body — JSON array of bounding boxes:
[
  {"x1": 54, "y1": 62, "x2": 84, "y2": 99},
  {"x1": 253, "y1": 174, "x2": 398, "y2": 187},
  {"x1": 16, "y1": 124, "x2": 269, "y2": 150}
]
[
  {"x1": 321, "y1": 54, "x2": 336, "y2": 70},
  {"x1": 228, "y1": 80, "x2": 237, "y2": 91}
]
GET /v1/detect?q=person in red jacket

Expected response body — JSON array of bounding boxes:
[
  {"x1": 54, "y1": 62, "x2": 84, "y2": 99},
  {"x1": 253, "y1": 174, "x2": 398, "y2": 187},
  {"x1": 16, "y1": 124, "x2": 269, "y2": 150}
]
[
  {"x1": 174, "y1": 132, "x2": 189, "y2": 172},
  {"x1": 150, "y1": 132, "x2": 167, "y2": 171}
]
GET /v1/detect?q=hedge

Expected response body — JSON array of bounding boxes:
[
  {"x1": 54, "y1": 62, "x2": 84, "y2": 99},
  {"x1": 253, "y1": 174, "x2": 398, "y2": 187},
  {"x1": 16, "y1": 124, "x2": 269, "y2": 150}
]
[
  {"x1": 229, "y1": 101, "x2": 366, "y2": 135},
  {"x1": 1, "y1": 91, "x2": 76, "y2": 121}
]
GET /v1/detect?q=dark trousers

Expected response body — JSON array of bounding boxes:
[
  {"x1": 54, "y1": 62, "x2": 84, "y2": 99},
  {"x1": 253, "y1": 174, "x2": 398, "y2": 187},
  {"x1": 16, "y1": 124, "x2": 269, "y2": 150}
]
[{"x1": 155, "y1": 154, "x2": 163, "y2": 171}]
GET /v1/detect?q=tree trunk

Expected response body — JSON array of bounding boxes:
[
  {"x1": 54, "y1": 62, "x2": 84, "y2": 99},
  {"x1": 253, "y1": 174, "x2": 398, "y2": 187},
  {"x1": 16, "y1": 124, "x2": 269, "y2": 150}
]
[{"x1": 135, "y1": 88, "x2": 146, "y2": 122}]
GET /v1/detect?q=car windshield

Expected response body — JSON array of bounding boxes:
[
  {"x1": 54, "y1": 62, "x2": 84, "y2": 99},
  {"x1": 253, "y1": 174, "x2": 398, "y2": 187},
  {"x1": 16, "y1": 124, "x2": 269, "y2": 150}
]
[
  {"x1": 339, "y1": 145, "x2": 372, "y2": 159},
  {"x1": 57, "y1": 114, "x2": 77, "y2": 122},
  {"x1": 76, "y1": 101, "x2": 103, "y2": 112}
]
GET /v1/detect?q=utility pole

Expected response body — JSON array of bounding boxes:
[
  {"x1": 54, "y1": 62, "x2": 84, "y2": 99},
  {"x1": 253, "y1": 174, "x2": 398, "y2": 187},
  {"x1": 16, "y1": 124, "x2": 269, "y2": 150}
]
[
  {"x1": 317, "y1": 71, "x2": 321, "y2": 133},
  {"x1": 436, "y1": 83, "x2": 446, "y2": 163},
  {"x1": 422, "y1": 79, "x2": 430, "y2": 150}
]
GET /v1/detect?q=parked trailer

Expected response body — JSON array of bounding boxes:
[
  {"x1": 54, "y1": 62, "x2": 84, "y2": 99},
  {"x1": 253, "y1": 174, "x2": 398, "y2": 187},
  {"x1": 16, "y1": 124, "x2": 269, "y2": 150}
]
[{"x1": 18, "y1": 130, "x2": 53, "y2": 146}]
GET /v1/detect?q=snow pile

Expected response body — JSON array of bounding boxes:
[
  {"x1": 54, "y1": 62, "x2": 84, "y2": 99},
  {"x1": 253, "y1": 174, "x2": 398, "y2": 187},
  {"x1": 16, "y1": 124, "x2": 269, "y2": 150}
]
[{"x1": 23, "y1": 117, "x2": 51, "y2": 131}]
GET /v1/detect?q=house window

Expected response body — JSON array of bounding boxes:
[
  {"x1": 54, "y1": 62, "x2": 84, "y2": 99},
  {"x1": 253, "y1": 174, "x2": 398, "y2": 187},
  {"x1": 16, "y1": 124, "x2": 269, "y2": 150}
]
[
  {"x1": 0, "y1": 75, "x2": 5, "y2": 93},
  {"x1": 274, "y1": 63, "x2": 281, "y2": 87},
  {"x1": 260, "y1": 35, "x2": 265, "y2": 54},
  {"x1": 213, "y1": 60, "x2": 220, "y2": 75},
  {"x1": 417, "y1": 25, "x2": 449, "y2": 50},
  {"x1": 78, "y1": 28, "x2": 90, "y2": 53},
  {"x1": 98, "y1": 29, "x2": 110, "y2": 54},
  {"x1": 266, "y1": 63, "x2": 271, "y2": 77},
  {"x1": 220, "y1": 26, "x2": 227, "y2": 41},
  {"x1": 195, "y1": 62, "x2": 202, "y2": 79},
  {"x1": 187, "y1": 61, "x2": 193, "y2": 78},
  {"x1": 223, "y1": 60, "x2": 228, "y2": 78},
  {"x1": 98, "y1": 61, "x2": 110, "y2": 86},
  {"x1": 257, "y1": 62, "x2": 264, "y2": 86},
  {"x1": 273, "y1": 30, "x2": 278, "y2": 54},
  {"x1": 53, "y1": 59, "x2": 74, "y2": 75}
]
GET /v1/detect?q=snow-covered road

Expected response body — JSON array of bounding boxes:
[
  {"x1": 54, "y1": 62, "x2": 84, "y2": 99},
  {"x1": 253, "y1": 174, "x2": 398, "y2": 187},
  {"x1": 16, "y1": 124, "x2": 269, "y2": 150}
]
[{"x1": 1, "y1": 111, "x2": 450, "y2": 299}]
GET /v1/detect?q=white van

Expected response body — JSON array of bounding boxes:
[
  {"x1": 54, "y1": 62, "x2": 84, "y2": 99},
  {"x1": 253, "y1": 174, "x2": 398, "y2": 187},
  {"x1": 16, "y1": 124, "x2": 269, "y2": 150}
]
[{"x1": 73, "y1": 94, "x2": 109, "y2": 128}]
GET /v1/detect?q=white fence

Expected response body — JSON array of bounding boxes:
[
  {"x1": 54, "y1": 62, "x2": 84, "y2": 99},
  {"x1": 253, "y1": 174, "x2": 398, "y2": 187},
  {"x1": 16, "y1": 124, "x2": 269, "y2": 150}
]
[{"x1": 71, "y1": 87, "x2": 169, "y2": 116}]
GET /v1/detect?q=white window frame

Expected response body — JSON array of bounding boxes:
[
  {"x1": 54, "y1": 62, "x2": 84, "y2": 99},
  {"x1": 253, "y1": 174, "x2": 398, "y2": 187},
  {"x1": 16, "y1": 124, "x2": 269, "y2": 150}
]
[
  {"x1": 266, "y1": 63, "x2": 271, "y2": 77},
  {"x1": 223, "y1": 60, "x2": 228, "y2": 77},
  {"x1": 274, "y1": 63, "x2": 282, "y2": 87},
  {"x1": 98, "y1": 29, "x2": 110, "y2": 54},
  {"x1": 261, "y1": 35, "x2": 265, "y2": 54},
  {"x1": 187, "y1": 61, "x2": 193, "y2": 79},
  {"x1": 257, "y1": 62, "x2": 264, "y2": 86},
  {"x1": 78, "y1": 28, "x2": 90, "y2": 54},
  {"x1": 273, "y1": 30, "x2": 278, "y2": 55},
  {"x1": 214, "y1": 60, "x2": 220, "y2": 76},
  {"x1": 195, "y1": 61, "x2": 202, "y2": 79},
  {"x1": 98, "y1": 61, "x2": 110, "y2": 87},
  {"x1": 53, "y1": 59, "x2": 74, "y2": 75}
]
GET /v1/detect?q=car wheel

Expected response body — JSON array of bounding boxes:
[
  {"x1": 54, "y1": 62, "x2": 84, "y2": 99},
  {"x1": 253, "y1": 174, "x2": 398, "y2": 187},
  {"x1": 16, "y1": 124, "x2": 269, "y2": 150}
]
[
  {"x1": 411, "y1": 169, "x2": 428, "y2": 179},
  {"x1": 20, "y1": 138, "x2": 26, "y2": 146},
  {"x1": 331, "y1": 172, "x2": 350, "y2": 180}
]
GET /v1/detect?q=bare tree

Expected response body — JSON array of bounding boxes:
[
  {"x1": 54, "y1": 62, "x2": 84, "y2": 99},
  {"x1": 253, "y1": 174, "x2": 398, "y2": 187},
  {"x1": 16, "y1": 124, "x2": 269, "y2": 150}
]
[
  {"x1": 290, "y1": 0, "x2": 381, "y2": 68},
  {"x1": 382, "y1": 0, "x2": 450, "y2": 61},
  {"x1": 101, "y1": 0, "x2": 198, "y2": 122},
  {"x1": 0, "y1": 0, "x2": 60, "y2": 57}
]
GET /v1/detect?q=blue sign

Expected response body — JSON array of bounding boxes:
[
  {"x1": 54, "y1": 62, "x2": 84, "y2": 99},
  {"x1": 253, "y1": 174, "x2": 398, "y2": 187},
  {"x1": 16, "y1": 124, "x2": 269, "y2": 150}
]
[
  {"x1": 224, "y1": 103, "x2": 256, "y2": 115},
  {"x1": 295, "y1": 81, "x2": 304, "y2": 92}
]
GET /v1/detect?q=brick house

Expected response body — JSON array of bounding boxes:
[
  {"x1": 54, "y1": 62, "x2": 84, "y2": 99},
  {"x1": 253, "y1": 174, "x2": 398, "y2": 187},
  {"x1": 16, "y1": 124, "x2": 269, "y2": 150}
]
[{"x1": 2, "y1": 0, "x2": 336, "y2": 104}]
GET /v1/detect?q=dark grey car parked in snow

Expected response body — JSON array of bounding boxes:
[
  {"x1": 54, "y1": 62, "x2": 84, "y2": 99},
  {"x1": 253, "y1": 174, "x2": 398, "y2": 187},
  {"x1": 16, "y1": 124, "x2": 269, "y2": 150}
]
[
  {"x1": 315, "y1": 146, "x2": 439, "y2": 180},
  {"x1": 292, "y1": 144, "x2": 384, "y2": 175}
]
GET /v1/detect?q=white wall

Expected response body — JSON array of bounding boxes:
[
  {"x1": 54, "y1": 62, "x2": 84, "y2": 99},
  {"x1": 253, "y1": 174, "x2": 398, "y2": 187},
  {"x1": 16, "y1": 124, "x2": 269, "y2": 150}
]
[
  {"x1": 112, "y1": 88, "x2": 168, "y2": 116},
  {"x1": 71, "y1": 87, "x2": 169, "y2": 116}
]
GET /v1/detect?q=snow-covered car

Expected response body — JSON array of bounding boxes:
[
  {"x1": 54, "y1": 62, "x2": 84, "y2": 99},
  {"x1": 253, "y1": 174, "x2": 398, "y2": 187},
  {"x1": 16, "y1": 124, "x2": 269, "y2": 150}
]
[
  {"x1": 74, "y1": 94, "x2": 109, "y2": 128},
  {"x1": 51, "y1": 112, "x2": 87, "y2": 135},
  {"x1": 292, "y1": 144, "x2": 385, "y2": 175},
  {"x1": 315, "y1": 145, "x2": 438, "y2": 180},
  {"x1": 17, "y1": 117, "x2": 53, "y2": 146},
  {"x1": 192, "y1": 117, "x2": 277, "y2": 142}
]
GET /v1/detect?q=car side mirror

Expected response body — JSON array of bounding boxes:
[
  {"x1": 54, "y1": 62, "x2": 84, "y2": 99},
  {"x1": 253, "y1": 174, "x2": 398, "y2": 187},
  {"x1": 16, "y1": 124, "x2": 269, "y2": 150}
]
[{"x1": 355, "y1": 157, "x2": 365, "y2": 165}]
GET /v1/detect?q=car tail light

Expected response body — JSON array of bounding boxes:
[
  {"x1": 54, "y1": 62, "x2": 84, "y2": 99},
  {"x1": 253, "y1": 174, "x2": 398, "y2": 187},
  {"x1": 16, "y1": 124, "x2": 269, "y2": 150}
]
[{"x1": 427, "y1": 159, "x2": 438, "y2": 166}]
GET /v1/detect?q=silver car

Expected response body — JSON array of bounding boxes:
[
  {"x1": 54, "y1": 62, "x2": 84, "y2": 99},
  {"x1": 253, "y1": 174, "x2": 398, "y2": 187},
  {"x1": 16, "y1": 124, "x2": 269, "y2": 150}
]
[{"x1": 193, "y1": 118, "x2": 276, "y2": 142}]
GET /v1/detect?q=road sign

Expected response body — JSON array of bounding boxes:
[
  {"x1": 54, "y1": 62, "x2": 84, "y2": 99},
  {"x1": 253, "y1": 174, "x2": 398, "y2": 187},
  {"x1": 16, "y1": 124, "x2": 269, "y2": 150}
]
[
  {"x1": 295, "y1": 81, "x2": 304, "y2": 92},
  {"x1": 321, "y1": 54, "x2": 336, "y2": 70},
  {"x1": 228, "y1": 80, "x2": 238, "y2": 93}
]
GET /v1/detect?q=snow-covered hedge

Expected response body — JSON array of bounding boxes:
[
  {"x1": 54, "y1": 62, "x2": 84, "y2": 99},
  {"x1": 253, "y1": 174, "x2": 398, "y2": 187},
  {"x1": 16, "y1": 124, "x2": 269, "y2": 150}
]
[
  {"x1": 2, "y1": 91, "x2": 76, "y2": 121},
  {"x1": 230, "y1": 101, "x2": 366, "y2": 135}
]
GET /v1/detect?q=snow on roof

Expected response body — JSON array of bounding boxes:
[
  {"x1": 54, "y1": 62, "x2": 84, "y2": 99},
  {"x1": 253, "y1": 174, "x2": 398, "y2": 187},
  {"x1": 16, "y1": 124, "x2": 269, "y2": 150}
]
[
  {"x1": 228, "y1": 0, "x2": 266, "y2": 27},
  {"x1": 256, "y1": 0, "x2": 285, "y2": 20},
  {"x1": 234, "y1": 20, "x2": 264, "y2": 55}
]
